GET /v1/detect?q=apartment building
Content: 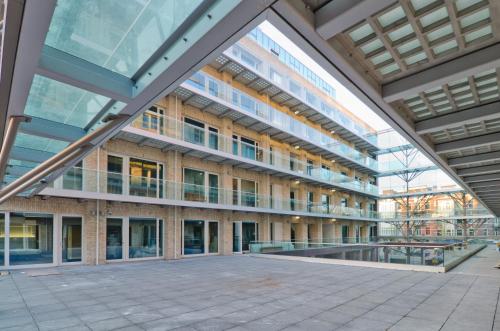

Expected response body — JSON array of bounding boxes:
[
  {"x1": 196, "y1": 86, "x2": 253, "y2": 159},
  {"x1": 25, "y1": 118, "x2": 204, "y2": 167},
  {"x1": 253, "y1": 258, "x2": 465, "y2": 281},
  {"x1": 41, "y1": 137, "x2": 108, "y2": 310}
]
[{"x1": 0, "y1": 28, "x2": 380, "y2": 269}]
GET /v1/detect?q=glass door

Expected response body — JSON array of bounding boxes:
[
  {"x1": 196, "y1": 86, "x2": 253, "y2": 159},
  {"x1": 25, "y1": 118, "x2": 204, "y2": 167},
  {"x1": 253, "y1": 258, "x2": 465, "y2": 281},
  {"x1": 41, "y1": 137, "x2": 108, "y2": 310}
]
[
  {"x1": 242, "y1": 221, "x2": 256, "y2": 251},
  {"x1": 106, "y1": 218, "x2": 123, "y2": 260},
  {"x1": 62, "y1": 217, "x2": 82, "y2": 263},
  {"x1": 233, "y1": 222, "x2": 241, "y2": 253},
  {"x1": 184, "y1": 168, "x2": 205, "y2": 202},
  {"x1": 129, "y1": 158, "x2": 159, "y2": 198},
  {"x1": 342, "y1": 225, "x2": 349, "y2": 244}
]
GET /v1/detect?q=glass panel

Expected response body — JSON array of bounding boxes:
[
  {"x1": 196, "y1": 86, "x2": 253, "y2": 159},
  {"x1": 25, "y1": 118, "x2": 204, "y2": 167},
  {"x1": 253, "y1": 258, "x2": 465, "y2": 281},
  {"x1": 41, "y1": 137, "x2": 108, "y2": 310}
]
[
  {"x1": 0, "y1": 214, "x2": 4, "y2": 266},
  {"x1": 349, "y1": 23, "x2": 374, "y2": 42},
  {"x1": 184, "y1": 220, "x2": 204, "y2": 255},
  {"x1": 378, "y1": 6, "x2": 405, "y2": 28},
  {"x1": 419, "y1": 7, "x2": 448, "y2": 28},
  {"x1": 14, "y1": 132, "x2": 68, "y2": 154},
  {"x1": 9, "y1": 213, "x2": 53, "y2": 265},
  {"x1": 106, "y1": 218, "x2": 122, "y2": 260},
  {"x1": 208, "y1": 127, "x2": 219, "y2": 150},
  {"x1": 129, "y1": 218, "x2": 156, "y2": 258},
  {"x1": 129, "y1": 158, "x2": 158, "y2": 197},
  {"x1": 45, "y1": 0, "x2": 204, "y2": 77},
  {"x1": 25, "y1": 75, "x2": 110, "y2": 128},
  {"x1": 208, "y1": 222, "x2": 218, "y2": 253},
  {"x1": 107, "y1": 155, "x2": 123, "y2": 194},
  {"x1": 62, "y1": 217, "x2": 82, "y2": 262},
  {"x1": 184, "y1": 118, "x2": 205, "y2": 145},
  {"x1": 184, "y1": 168, "x2": 205, "y2": 201},
  {"x1": 63, "y1": 161, "x2": 83, "y2": 190}
]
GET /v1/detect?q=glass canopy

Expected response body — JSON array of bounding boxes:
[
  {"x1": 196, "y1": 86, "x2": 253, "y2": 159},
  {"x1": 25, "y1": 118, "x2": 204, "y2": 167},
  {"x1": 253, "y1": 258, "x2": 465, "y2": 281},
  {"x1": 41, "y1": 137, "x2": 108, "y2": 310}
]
[{"x1": 1, "y1": 0, "x2": 243, "y2": 194}]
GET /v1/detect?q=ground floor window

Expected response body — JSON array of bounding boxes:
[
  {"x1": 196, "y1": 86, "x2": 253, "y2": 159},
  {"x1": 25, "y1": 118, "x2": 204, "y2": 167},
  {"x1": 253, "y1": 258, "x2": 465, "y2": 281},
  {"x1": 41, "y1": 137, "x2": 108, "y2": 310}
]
[
  {"x1": 9, "y1": 213, "x2": 53, "y2": 266},
  {"x1": 106, "y1": 217, "x2": 164, "y2": 261},
  {"x1": 183, "y1": 220, "x2": 219, "y2": 256}
]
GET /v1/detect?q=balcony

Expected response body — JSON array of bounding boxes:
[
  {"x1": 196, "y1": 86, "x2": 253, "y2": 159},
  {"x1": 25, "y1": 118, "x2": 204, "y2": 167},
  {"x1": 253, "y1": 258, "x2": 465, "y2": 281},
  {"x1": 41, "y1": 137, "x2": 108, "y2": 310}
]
[
  {"x1": 42, "y1": 167, "x2": 380, "y2": 222},
  {"x1": 174, "y1": 71, "x2": 379, "y2": 174},
  {"x1": 212, "y1": 43, "x2": 379, "y2": 151},
  {"x1": 123, "y1": 110, "x2": 379, "y2": 197}
]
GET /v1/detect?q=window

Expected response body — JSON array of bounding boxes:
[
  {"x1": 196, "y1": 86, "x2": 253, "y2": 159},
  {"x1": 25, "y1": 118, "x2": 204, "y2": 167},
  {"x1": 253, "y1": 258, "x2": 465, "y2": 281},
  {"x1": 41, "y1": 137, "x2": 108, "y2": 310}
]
[
  {"x1": 289, "y1": 80, "x2": 302, "y2": 96},
  {"x1": 129, "y1": 218, "x2": 157, "y2": 258},
  {"x1": 307, "y1": 159, "x2": 313, "y2": 176},
  {"x1": 9, "y1": 213, "x2": 53, "y2": 265},
  {"x1": 183, "y1": 220, "x2": 218, "y2": 255},
  {"x1": 184, "y1": 117, "x2": 205, "y2": 145},
  {"x1": 307, "y1": 192, "x2": 314, "y2": 212},
  {"x1": 0, "y1": 214, "x2": 4, "y2": 266},
  {"x1": 340, "y1": 198, "x2": 347, "y2": 208},
  {"x1": 107, "y1": 155, "x2": 123, "y2": 194},
  {"x1": 270, "y1": 68, "x2": 282, "y2": 85},
  {"x1": 129, "y1": 158, "x2": 162, "y2": 198},
  {"x1": 321, "y1": 194, "x2": 330, "y2": 213},
  {"x1": 184, "y1": 168, "x2": 207, "y2": 202},
  {"x1": 290, "y1": 153, "x2": 298, "y2": 171},
  {"x1": 290, "y1": 191, "x2": 296, "y2": 211},
  {"x1": 106, "y1": 218, "x2": 123, "y2": 260}
]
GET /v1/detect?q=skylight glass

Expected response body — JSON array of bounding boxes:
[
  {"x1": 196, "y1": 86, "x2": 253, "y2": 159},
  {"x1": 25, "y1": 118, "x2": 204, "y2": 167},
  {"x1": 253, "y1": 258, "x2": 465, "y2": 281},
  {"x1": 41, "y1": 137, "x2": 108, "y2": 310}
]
[
  {"x1": 45, "y1": 0, "x2": 204, "y2": 78},
  {"x1": 24, "y1": 75, "x2": 110, "y2": 128}
]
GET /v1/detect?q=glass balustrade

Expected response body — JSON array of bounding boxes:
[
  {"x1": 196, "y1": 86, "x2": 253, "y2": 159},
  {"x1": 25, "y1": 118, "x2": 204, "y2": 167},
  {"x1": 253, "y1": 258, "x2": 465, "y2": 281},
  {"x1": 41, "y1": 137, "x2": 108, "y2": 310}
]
[
  {"x1": 129, "y1": 110, "x2": 379, "y2": 196},
  {"x1": 182, "y1": 71, "x2": 379, "y2": 171},
  {"x1": 226, "y1": 43, "x2": 379, "y2": 146},
  {"x1": 47, "y1": 168, "x2": 380, "y2": 220}
]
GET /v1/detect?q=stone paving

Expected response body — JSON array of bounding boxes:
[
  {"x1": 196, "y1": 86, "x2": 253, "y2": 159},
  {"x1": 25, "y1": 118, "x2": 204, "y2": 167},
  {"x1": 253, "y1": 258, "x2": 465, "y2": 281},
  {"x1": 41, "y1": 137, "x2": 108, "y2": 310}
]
[{"x1": 0, "y1": 246, "x2": 499, "y2": 331}]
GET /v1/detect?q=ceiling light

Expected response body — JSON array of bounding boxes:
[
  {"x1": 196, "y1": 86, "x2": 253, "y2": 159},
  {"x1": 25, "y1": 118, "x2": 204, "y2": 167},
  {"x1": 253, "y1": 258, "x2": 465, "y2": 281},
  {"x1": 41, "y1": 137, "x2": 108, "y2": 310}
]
[
  {"x1": 330, "y1": 130, "x2": 335, "y2": 134},
  {"x1": 294, "y1": 145, "x2": 300, "y2": 149},
  {"x1": 294, "y1": 110, "x2": 300, "y2": 114}
]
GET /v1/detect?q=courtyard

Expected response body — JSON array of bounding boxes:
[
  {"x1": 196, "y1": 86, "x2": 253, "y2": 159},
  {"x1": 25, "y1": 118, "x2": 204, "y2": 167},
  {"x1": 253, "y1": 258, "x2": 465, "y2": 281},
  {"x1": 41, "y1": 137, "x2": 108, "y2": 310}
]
[{"x1": 0, "y1": 247, "x2": 499, "y2": 331}]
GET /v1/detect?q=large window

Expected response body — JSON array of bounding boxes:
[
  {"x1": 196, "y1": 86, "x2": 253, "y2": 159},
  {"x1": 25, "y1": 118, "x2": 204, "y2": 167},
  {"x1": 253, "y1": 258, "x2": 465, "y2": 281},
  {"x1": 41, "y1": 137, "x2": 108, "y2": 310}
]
[
  {"x1": 129, "y1": 158, "x2": 162, "y2": 198},
  {"x1": 129, "y1": 218, "x2": 157, "y2": 258},
  {"x1": 9, "y1": 213, "x2": 53, "y2": 265},
  {"x1": 183, "y1": 220, "x2": 219, "y2": 256},
  {"x1": 106, "y1": 217, "x2": 164, "y2": 261},
  {"x1": 184, "y1": 168, "x2": 206, "y2": 202}
]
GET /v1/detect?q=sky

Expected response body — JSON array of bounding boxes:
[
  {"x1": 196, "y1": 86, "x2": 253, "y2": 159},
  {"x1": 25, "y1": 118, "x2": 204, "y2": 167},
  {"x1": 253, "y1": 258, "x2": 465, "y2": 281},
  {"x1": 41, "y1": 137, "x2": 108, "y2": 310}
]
[{"x1": 259, "y1": 21, "x2": 391, "y2": 131}]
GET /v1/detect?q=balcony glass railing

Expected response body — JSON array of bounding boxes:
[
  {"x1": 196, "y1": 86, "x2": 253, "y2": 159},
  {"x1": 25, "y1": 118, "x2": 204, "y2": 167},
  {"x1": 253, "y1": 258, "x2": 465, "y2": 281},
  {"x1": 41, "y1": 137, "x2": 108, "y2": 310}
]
[
  {"x1": 130, "y1": 110, "x2": 379, "y2": 196},
  {"x1": 377, "y1": 207, "x2": 492, "y2": 220},
  {"x1": 226, "y1": 43, "x2": 378, "y2": 146},
  {"x1": 183, "y1": 71, "x2": 379, "y2": 171},
  {"x1": 47, "y1": 168, "x2": 379, "y2": 220}
]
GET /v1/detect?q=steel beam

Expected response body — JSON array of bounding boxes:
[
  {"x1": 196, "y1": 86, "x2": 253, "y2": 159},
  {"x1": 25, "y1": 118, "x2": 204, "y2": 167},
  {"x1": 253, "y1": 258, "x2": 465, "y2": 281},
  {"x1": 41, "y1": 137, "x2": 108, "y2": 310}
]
[
  {"x1": 415, "y1": 100, "x2": 500, "y2": 134},
  {"x1": 37, "y1": 46, "x2": 134, "y2": 103},
  {"x1": 469, "y1": 180, "x2": 500, "y2": 189},
  {"x1": 18, "y1": 117, "x2": 86, "y2": 142},
  {"x1": 382, "y1": 42, "x2": 500, "y2": 102},
  {"x1": 435, "y1": 132, "x2": 500, "y2": 154},
  {"x1": 448, "y1": 150, "x2": 500, "y2": 167},
  {"x1": 474, "y1": 187, "x2": 500, "y2": 193},
  {"x1": 315, "y1": 0, "x2": 395, "y2": 40},
  {"x1": 457, "y1": 164, "x2": 500, "y2": 176},
  {"x1": 463, "y1": 173, "x2": 500, "y2": 183}
]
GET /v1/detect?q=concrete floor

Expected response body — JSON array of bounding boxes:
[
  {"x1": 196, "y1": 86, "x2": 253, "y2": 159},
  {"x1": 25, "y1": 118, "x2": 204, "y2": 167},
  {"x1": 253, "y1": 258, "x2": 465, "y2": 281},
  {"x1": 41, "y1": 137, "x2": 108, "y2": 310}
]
[{"x1": 0, "y1": 246, "x2": 499, "y2": 331}]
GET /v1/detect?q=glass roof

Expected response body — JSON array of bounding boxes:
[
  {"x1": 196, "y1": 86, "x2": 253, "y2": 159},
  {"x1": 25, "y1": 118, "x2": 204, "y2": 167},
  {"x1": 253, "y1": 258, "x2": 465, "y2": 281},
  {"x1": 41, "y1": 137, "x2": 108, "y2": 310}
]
[
  {"x1": 25, "y1": 75, "x2": 110, "y2": 128},
  {"x1": 13, "y1": 133, "x2": 69, "y2": 154},
  {"x1": 45, "y1": 0, "x2": 204, "y2": 78}
]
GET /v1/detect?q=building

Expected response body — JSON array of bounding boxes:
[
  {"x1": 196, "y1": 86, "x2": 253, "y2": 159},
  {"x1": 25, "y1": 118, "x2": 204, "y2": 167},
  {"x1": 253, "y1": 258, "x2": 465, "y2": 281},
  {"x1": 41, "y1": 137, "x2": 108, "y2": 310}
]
[{"x1": 0, "y1": 27, "x2": 381, "y2": 269}]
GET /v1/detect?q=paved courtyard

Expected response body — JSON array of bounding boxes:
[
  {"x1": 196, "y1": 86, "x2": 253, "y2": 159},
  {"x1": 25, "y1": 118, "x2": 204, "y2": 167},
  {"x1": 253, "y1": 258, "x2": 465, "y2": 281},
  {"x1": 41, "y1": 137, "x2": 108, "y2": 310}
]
[{"x1": 0, "y1": 246, "x2": 499, "y2": 331}]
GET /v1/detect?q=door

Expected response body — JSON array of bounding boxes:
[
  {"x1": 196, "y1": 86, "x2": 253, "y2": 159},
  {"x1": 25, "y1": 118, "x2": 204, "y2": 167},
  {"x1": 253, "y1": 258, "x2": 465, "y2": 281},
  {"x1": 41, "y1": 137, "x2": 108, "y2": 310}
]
[
  {"x1": 106, "y1": 218, "x2": 123, "y2": 260},
  {"x1": 342, "y1": 225, "x2": 349, "y2": 244},
  {"x1": 62, "y1": 217, "x2": 82, "y2": 263},
  {"x1": 208, "y1": 174, "x2": 219, "y2": 204}
]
